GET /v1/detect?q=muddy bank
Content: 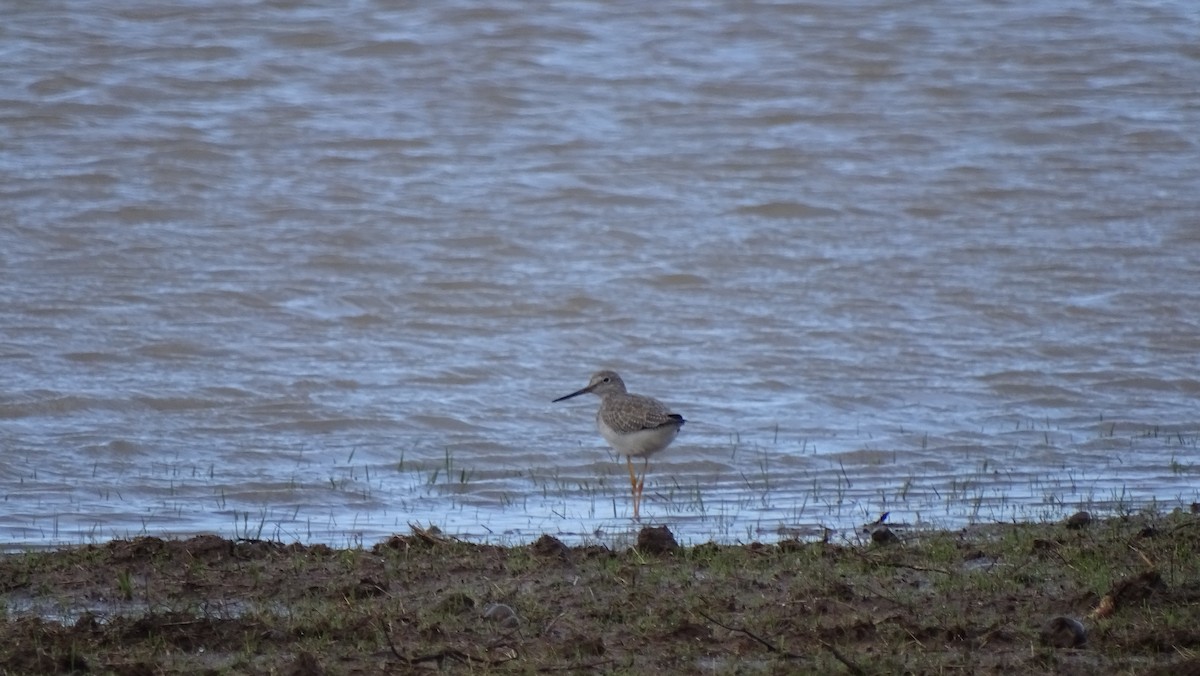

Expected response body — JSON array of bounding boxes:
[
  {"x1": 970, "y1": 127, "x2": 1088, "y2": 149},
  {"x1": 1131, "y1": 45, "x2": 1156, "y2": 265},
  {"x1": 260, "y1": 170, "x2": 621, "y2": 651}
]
[{"x1": 2, "y1": 513, "x2": 1198, "y2": 674}]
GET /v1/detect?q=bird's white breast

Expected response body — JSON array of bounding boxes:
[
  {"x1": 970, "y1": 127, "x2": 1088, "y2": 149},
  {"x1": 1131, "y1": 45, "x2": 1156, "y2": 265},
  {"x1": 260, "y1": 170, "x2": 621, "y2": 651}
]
[{"x1": 597, "y1": 417, "x2": 680, "y2": 458}]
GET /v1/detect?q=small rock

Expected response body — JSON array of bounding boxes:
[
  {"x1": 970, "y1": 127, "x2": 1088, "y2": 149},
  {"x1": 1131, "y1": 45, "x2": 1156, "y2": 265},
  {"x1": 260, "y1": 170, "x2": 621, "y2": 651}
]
[
  {"x1": 1065, "y1": 511, "x2": 1092, "y2": 529},
  {"x1": 1039, "y1": 616, "x2": 1087, "y2": 648},
  {"x1": 531, "y1": 534, "x2": 570, "y2": 559},
  {"x1": 636, "y1": 525, "x2": 679, "y2": 554},
  {"x1": 870, "y1": 527, "x2": 900, "y2": 545},
  {"x1": 482, "y1": 603, "x2": 520, "y2": 629}
]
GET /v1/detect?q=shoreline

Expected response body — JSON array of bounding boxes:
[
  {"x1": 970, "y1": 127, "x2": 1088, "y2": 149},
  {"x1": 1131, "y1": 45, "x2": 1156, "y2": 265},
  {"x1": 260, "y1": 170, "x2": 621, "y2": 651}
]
[{"x1": 2, "y1": 510, "x2": 1197, "y2": 674}]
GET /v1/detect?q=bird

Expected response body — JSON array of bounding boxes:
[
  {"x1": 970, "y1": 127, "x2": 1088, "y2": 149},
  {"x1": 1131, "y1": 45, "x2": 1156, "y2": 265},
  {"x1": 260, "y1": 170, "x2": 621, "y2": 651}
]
[{"x1": 553, "y1": 370, "x2": 685, "y2": 520}]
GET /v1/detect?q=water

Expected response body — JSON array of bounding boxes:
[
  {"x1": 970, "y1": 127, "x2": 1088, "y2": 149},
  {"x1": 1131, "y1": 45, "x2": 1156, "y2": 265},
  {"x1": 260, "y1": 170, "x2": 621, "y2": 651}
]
[{"x1": 3, "y1": 0, "x2": 1198, "y2": 548}]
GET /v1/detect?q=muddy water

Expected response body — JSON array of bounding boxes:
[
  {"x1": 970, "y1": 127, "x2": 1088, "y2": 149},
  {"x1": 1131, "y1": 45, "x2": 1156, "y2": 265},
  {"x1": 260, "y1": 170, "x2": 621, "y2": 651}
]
[{"x1": 3, "y1": 1, "x2": 1198, "y2": 547}]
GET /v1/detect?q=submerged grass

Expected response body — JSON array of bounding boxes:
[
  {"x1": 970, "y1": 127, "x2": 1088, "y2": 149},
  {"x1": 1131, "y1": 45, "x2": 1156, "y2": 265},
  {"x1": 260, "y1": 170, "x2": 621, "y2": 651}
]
[{"x1": 1, "y1": 510, "x2": 1198, "y2": 674}]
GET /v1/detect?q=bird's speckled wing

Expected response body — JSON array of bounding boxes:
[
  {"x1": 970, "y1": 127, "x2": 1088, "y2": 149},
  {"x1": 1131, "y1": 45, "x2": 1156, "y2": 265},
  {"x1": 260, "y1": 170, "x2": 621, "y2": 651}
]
[{"x1": 599, "y1": 393, "x2": 685, "y2": 434}]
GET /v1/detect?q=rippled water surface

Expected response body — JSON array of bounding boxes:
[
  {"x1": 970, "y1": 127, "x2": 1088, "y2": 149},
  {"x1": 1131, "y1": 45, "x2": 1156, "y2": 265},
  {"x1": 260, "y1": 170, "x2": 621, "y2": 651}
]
[{"x1": 3, "y1": 0, "x2": 1199, "y2": 548}]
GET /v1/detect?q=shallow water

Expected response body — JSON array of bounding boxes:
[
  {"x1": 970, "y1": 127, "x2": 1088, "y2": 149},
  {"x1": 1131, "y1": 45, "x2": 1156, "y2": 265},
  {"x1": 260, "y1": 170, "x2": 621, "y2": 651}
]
[{"x1": 3, "y1": 0, "x2": 1198, "y2": 548}]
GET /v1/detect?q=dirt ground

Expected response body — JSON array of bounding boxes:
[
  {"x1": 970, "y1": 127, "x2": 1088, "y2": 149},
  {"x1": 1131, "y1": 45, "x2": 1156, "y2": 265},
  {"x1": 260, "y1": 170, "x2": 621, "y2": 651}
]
[{"x1": 1, "y1": 511, "x2": 1199, "y2": 675}]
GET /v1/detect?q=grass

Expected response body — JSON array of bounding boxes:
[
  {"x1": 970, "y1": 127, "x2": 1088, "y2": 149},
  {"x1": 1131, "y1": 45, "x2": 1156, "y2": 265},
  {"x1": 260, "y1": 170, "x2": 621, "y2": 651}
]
[
  {"x1": 0, "y1": 511, "x2": 1198, "y2": 674},
  {"x1": 9, "y1": 423, "x2": 1198, "y2": 566}
]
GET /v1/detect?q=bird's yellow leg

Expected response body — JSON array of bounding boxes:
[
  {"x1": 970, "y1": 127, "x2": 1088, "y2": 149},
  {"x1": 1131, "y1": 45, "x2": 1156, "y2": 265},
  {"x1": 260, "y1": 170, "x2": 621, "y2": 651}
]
[
  {"x1": 632, "y1": 458, "x2": 649, "y2": 519},
  {"x1": 626, "y1": 457, "x2": 640, "y2": 519}
]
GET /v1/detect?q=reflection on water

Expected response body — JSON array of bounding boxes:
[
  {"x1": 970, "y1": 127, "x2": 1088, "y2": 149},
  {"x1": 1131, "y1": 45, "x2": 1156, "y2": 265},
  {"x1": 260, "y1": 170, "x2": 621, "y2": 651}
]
[{"x1": 2, "y1": 1, "x2": 1198, "y2": 548}]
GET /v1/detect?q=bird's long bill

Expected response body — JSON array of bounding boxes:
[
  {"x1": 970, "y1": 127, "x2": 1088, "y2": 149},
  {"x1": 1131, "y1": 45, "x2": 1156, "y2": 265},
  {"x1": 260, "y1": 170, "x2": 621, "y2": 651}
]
[{"x1": 552, "y1": 385, "x2": 593, "y2": 403}]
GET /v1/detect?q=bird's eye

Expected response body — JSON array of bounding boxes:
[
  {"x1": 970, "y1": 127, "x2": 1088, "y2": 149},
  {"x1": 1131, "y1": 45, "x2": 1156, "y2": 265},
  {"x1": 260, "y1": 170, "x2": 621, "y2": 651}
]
[{"x1": 602, "y1": 377, "x2": 610, "y2": 382}]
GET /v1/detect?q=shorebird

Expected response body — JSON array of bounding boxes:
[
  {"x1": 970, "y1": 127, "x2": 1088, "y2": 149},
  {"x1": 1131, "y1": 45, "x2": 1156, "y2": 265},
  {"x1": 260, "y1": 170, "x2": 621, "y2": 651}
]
[{"x1": 553, "y1": 370, "x2": 685, "y2": 520}]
